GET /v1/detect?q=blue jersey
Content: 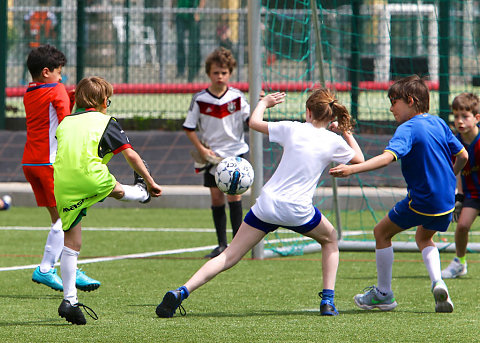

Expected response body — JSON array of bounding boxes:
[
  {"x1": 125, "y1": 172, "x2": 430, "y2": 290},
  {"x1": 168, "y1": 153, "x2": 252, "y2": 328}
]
[
  {"x1": 385, "y1": 113, "x2": 464, "y2": 216},
  {"x1": 457, "y1": 132, "x2": 480, "y2": 199}
]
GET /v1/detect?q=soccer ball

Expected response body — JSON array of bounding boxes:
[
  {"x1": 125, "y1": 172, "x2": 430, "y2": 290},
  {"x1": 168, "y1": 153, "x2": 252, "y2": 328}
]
[{"x1": 215, "y1": 157, "x2": 254, "y2": 195}]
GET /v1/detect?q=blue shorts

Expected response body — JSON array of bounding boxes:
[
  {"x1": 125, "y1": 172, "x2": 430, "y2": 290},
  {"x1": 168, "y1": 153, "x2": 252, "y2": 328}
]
[
  {"x1": 388, "y1": 197, "x2": 452, "y2": 232},
  {"x1": 244, "y1": 207, "x2": 322, "y2": 234}
]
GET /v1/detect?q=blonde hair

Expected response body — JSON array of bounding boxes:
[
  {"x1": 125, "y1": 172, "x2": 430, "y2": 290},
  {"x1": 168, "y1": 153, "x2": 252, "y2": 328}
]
[
  {"x1": 75, "y1": 76, "x2": 113, "y2": 109},
  {"x1": 306, "y1": 88, "x2": 354, "y2": 132}
]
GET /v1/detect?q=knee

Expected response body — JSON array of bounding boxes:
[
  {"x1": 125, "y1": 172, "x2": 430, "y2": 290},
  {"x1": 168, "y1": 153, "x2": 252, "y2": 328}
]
[
  {"x1": 373, "y1": 226, "x2": 385, "y2": 241},
  {"x1": 456, "y1": 223, "x2": 470, "y2": 235},
  {"x1": 64, "y1": 240, "x2": 81, "y2": 252},
  {"x1": 110, "y1": 188, "x2": 125, "y2": 199}
]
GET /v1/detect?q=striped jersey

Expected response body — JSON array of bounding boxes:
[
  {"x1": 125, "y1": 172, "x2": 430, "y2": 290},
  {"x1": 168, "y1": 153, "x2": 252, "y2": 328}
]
[
  {"x1": 22, "y1": 82, "x2": 70, "y2": 165},
  {"x1": 457, "y1": 132, "x2": 480, "y2": 199},
  {"x1": 183, "y1": 87, "x2": 250, "y2": 158}
]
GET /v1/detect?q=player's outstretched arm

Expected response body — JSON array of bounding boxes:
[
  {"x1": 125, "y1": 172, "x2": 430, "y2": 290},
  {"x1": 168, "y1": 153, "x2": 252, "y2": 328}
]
[
  {"x1": 329, "y1": 151, "x2": 394, "y2": 177},
  {"x1": 249, "y1": 92, "x2": 286, "y2": 135},
  {"x1": 121, "y1": 148, "x2": 162, "y2": 197}
]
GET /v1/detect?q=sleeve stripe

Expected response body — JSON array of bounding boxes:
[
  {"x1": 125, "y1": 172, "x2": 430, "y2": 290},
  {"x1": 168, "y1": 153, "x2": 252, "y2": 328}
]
[
  {"x1": 455, "y1": 147, "x2": 466, "y2": 156},
  {"x1": 384, "y1": 149, "x2": 398, "y2": 161},
  {"x1": 112, "y1": 144, "x2": 132, "y2": 155}
]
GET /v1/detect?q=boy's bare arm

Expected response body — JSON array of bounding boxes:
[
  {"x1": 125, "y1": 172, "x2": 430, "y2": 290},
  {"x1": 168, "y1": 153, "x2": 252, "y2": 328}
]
[
  {"x1": 329, "y1": 151, "x2": 395, "y2": 177},
  {"x1": 121, "y1": 148, "x2": 162, "y2": 197},
  {"x1": 184, "y1": 129, "x2": 218, "y2": 160},
  {"x1": 453, "y1": 148, "x2": 468, "y2": 176}
]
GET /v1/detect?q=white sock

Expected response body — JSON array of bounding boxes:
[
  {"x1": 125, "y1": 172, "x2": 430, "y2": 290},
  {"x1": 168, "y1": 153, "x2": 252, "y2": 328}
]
[
  {"x1": 61, "y1": 246, "x2": 79, "y2": 305},
  {"x1": 376, "y1": 246, "x2": 394, "y2": 294},
  {"x1": 39, "y1": 219, "x2": 64, "y2": 273},
  {"x1": 119, "y1": 184, "x2": 148, "y2": 202},
  {"x1": 422, "y1": 245, "x2": 441, "y2": 284}
]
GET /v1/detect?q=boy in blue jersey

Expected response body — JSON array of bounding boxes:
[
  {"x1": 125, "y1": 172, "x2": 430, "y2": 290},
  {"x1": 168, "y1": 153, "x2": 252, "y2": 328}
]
[
  {"x1": 442, "y1": 93, "x2": 480, "y2": 279},
  {"x1": 330, "y1": 75, "x2": 468, "y2": 313}
]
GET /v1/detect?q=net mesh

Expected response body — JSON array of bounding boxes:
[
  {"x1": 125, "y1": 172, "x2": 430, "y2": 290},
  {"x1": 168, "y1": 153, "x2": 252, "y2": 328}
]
[{"x1": 260, "y1": 0, "x2": 480, "y2": 255}]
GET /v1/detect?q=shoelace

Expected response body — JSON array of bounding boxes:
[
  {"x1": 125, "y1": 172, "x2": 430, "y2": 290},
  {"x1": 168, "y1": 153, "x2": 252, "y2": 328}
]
[
  {"x1": 361, "y1": 285, "x2": 377, "y2": 295},
  {"x1": 76, "y1": 303, "x2": 99, "y2": 321},
  {"x1": 178, "y1": 304, "x2": 186, "y2": 316},
  {"x1": 318, "y1": 292, "x2": 333, "y2": 306}
]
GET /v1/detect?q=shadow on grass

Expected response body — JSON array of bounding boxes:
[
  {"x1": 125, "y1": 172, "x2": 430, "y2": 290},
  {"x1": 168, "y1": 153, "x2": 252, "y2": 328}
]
[
  {"x1": 132, "y1": 306, "x2": 431, "y2": 318},
  {"x1": 0, "y1": 319, "x2": 66, "y2": 327},
  {"x1": 0, "y1": 294, "x2": 60, "y2": 300}
]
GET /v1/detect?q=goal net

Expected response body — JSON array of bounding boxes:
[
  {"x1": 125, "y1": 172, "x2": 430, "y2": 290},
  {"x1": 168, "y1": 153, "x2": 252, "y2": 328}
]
[{"x1": 260, "y1": 0, "x2": 480, "y2": 256}]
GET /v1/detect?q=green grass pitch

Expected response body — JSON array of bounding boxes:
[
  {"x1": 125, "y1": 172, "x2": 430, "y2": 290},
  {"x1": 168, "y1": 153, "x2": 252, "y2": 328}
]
[{"x1": 0, "y1": 207, "x2": 479, "y2": 342}]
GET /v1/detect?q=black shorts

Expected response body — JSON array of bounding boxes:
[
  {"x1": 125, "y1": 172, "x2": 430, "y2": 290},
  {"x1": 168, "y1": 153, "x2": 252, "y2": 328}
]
[
  {"x1": 203, "y1": 154, "x2": 246, "y2": 188},
  {"x1": 203, "y1": 168, "x2": 217, "y2": 187},
  {"x1": 463, "y1": 197, "x2": 480, "y2": 210}
]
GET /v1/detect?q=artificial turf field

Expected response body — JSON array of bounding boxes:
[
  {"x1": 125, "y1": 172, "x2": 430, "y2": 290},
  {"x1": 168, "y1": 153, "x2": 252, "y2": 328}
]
[{"x1": 1, "y1": 207, "x2": 479, "y2": 342}]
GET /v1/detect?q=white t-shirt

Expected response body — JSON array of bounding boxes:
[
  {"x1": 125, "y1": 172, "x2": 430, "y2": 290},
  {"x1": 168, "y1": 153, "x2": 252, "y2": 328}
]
[
  {"x1": 183, "y1": 87, "x2": 250, "y2": 160},
  {"x1": 251, "y1": 121, "x2": 355, "y2": 227}
]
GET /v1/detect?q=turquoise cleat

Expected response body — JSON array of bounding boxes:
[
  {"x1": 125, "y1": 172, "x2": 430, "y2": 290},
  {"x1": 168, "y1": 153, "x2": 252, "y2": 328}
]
[
  {"x1": 75, "y1": 269, "x2": 101, "y2": 292},
  {"x1": 32, "y1": 266, "x2": 63, "y2": 291}
]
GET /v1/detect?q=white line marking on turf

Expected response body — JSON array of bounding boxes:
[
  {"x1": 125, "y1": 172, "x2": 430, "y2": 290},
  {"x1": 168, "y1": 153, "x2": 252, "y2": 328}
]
[
  {"x1": 0, "y1": 244, "x2": 218, "y2": 272},
  {"x1": 0, "y1": 226, "x2": 215, "y2": 232}
]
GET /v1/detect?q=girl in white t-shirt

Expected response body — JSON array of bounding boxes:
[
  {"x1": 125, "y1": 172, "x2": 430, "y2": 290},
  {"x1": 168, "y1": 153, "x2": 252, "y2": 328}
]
[{"x1": 156, "y1": 89, "x2": 364, "y2": 317}]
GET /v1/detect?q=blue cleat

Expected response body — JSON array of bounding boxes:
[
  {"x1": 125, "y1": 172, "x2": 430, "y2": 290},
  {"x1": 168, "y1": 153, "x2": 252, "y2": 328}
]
[
  {"x1": 75, "y1": 269, "x2": 101, "y2": 292},
  {"x1": 319, "y1": 292, "x2": 339, "y2": 316},
  {"x1": 32, "y1": 266, "x2": 63, "y2": 291},
  {"x1": 156, "y1": 286, "x2": 189, "y2": 318}
]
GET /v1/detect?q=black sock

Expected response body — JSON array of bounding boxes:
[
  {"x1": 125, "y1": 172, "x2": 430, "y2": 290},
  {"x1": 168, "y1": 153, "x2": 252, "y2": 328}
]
[
  {"x1": 228, "y1": 200, "x2": 243, "y2": 238},
  {"x1": 211, "y1": 205, "x2": 227, "y2": 247}
]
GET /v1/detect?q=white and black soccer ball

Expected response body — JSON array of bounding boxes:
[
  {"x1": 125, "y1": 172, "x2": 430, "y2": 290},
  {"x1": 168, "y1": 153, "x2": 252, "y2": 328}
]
[{"x1": 215, "y1": 157, "x2": 254, "y2": 195}]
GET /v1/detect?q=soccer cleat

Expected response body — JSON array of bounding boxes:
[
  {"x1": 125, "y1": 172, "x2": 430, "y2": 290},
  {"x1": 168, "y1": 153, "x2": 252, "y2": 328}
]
[
  {"x1": 134, "y1": 159, "x2": 151, "y2": 204},
  {"x1": 58, "y1": 299, "x2": 98, "y2": 325},
  {"x1": 76, "y1": 268, "x2": 101, "y2": 292},
  {"x1": 354, "y1": 285, "x2": 397, "y2": 311},
  {"x1": 441, "y1": 257, "x2": 467, "y2": 279},
  {"x1": 319, "y1": 292, "x2": 338, "y2": 316},
  {"x1": 32, "y1": 266, "x2": 63, "y2": 291},
  {"x1": 1, "y1": 195, "x2": 12, "y2": 210},
  {"x1": 432, "y1": 280, "x2": 454, "y2": 313},
  {"x1": 156, "y1": 286, "x2": 189, "y2": 318},
  {"x1": 204, "y1": 245, "x2": 227, "y2": 259}
]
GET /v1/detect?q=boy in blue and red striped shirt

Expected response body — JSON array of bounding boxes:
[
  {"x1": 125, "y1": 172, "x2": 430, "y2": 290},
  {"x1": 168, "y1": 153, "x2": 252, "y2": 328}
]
[{"x1": 442, "y1": 92, "x2": 480, "y2": 279}]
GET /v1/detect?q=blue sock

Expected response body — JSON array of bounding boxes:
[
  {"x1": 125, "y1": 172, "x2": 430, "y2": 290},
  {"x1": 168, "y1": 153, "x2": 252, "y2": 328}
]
[
  {"x1": 177, "y1": 286, "x2": 189, "y2": 300},
  {"x1": 321, "y1": 289, "x2": 335, "y2": 303}
]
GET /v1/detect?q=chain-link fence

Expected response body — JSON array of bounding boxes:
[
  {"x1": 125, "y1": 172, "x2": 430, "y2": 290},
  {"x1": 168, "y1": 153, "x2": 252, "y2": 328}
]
[{"x1": 3, "y1": 1, "x2": 480, "y2": 123}]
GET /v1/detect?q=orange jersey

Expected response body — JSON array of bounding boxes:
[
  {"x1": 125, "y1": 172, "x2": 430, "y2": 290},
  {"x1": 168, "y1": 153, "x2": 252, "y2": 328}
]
[
  {"x1": 24, "y1": 10, "x2": 57, "y2": 48},
  {"x1": 22, "y1": 82, "x2": 70, "y2": 165}
]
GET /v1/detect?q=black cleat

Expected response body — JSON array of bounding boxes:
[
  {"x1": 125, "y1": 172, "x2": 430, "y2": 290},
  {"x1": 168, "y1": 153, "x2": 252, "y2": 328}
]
[
  {"x1": 58, "y1": 299, "x2": 98, "y2": 325},
  {"x1": 134, "y1": 159, "x2": 151, "y2": 204},
  {"x1": 204, "y1": 245, "x2": 227, "y2": 259},
  {"x1": 156, "y1": 289, "x2": 186, "y2": 318}
]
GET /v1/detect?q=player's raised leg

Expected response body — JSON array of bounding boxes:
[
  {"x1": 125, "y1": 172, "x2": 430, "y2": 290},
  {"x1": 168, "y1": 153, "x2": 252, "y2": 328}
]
[{"x1": 156, "y1": 222, "x2": 266, "y2": 318}]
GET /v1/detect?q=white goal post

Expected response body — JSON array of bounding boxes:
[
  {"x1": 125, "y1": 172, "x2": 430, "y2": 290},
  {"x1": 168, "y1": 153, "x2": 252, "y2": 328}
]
[{"x1": 374, "y1": 3, "x2": 438, "y2": 82}]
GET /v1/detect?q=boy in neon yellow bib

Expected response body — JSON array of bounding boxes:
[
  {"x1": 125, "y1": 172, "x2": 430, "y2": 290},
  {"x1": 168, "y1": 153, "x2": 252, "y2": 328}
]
[{"x1": 54, "y1": 76, "x2": 162, "y2": 325}]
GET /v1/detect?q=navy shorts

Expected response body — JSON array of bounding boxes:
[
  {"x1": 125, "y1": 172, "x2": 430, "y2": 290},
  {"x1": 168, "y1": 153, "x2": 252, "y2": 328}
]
[
  {"x1": 388, "y1": 197, "x2": 452, "y2": 232},
  {"x1": 244, "y1": 207, "x2": 322, "y2": 234}
]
